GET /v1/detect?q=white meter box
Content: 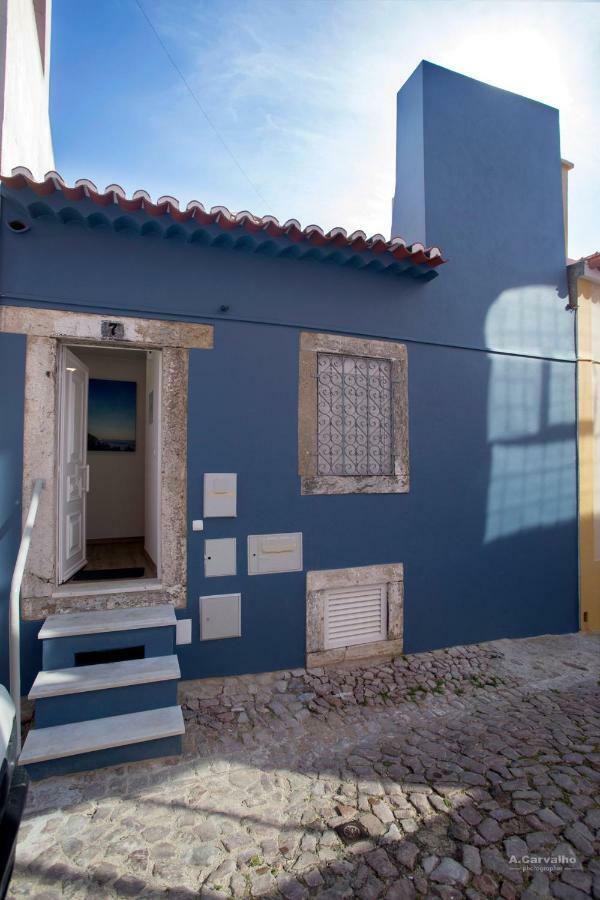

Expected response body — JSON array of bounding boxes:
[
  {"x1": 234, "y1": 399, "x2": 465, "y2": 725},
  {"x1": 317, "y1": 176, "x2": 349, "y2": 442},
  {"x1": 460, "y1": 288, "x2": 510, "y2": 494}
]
[
  {"x1": 200, "y1": 593, "x2": 241, "y2": 641},
  {"x1": 247, "y1": 532, "x2": 303, "y2": 575},
  {"x1": 204, "y1": 538, "x2": 236, "y2": 577},
  {"x1": 204, "y1": 473, "x2": 237, "y2": 518}
]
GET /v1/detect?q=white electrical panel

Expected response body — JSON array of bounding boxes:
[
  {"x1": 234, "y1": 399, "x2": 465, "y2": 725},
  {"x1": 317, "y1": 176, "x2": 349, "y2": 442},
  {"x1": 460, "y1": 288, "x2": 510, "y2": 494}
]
[
  {"x1": 247, "y1": 532, "x2": 303, "y2": 575},
  {"x1": 204, "y1": 473, "x2": 237, "y2": 518},
  {"x1": 200, "y1": 593, "x2": 241, "y2": 641},
  {"x1": 204, "y1": 538, "x2": 236, "y2": 577}
]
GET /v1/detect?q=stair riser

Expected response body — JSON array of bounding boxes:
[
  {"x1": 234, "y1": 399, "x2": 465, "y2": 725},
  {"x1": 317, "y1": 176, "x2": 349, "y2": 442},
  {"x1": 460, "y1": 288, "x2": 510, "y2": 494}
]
[
  {"x1": 35, "y1": 680, "x2": 179, "y2": 727},
  {"x1": 43, "y1": 625, "x2": 175, "y2": 669},
  {"x1": 25, "y1": 734, "x2": 182, "y2": 780}
]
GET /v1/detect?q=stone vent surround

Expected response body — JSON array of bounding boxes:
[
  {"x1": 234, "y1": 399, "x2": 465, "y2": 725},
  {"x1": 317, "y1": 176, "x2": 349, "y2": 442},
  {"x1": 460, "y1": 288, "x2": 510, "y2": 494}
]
[{"x1": 306, "y1": 563, "x2": 404, "y2": 668}]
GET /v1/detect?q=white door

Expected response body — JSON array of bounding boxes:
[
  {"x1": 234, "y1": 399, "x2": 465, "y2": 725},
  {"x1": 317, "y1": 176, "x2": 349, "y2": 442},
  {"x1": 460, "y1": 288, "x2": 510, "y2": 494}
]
[{"x1": 58, "y1": 347, "x2": 89, "y2": 583}]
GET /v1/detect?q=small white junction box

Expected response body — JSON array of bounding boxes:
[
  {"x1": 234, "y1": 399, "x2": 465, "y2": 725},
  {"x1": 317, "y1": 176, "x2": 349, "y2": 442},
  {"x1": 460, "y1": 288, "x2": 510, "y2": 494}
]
[{"x1": 176, "y1": 618, "x2": 192, "y2": 645}]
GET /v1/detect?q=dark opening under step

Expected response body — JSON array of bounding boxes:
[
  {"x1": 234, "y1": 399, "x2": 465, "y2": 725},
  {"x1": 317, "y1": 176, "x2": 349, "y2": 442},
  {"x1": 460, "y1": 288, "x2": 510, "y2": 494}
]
[{"x1": 75, "y1": 645, "x2": 144, "y2": 666}]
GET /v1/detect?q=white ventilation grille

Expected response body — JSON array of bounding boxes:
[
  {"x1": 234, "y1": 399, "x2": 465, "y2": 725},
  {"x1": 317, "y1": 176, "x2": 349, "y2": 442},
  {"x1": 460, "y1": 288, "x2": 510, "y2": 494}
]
[{"x1": 323, "y1": 583, "x2": 387, "y2": 650}]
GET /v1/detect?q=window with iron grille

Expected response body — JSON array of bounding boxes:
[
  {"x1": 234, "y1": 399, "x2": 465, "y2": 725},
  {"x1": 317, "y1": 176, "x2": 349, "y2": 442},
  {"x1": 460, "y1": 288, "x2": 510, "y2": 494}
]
[
  {"x1": 299, "y1": 332, "x2": 409, "y2": 495},
  {"x1": 317, "y1": 353, "x2": 393, "y2": 476}
]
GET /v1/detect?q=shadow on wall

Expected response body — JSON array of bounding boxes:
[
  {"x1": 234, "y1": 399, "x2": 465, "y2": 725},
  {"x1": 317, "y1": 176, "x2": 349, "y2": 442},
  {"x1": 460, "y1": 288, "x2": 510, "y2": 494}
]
[
  {"x1": 0, "y1": 333, "x2": 44, "y2": 693},
  {"x1": 404, "y1": 279, "x2": 577, "y2": 653},
  {"x1": 0, "y1": 332, "x2": 25, "y2": 691},
  {"x1": 0, "y1": 494, "x2": 21, "y2": 689},
  {"x1": 484, "y1": 285, "x2": 576, "y2": 545}
]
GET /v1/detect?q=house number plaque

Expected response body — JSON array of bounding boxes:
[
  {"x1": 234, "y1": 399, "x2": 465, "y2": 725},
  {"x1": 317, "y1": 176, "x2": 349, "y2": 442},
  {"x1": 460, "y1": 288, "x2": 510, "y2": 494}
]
[{"x1": 101, "y1": 320, "x2": 125, "y2": 339}]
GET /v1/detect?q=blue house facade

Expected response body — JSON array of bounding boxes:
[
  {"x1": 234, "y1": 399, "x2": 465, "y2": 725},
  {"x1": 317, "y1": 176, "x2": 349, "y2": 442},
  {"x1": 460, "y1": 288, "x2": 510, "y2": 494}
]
[{"x1": 0, "y1": 63, "x2": 578, "y2": 775}]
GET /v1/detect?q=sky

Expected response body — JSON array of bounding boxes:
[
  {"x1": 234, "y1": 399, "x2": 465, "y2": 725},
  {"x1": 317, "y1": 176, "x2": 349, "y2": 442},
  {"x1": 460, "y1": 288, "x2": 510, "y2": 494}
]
[{"x1": 51, "y1": 0, "x2": 599, "y2": 259}]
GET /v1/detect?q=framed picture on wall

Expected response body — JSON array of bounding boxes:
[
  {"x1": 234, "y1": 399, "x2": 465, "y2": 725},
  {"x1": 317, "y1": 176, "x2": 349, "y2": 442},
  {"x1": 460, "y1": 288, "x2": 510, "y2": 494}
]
[{"x1": 88, "y1": 378, "x2": 137, "y2": 452}]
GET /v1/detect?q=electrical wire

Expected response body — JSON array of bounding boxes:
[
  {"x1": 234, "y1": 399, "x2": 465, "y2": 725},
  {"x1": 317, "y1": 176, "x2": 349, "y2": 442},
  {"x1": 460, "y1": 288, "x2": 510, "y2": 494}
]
[{"x1": 133, "y1": 0, "x2": 269, "y2": 209}]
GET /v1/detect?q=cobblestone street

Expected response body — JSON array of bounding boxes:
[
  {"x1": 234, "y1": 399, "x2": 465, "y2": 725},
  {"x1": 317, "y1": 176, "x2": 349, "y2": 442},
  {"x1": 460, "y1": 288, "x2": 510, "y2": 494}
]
[{"x1": 8, "y1": 633, "x2": 600, "y2": 900}]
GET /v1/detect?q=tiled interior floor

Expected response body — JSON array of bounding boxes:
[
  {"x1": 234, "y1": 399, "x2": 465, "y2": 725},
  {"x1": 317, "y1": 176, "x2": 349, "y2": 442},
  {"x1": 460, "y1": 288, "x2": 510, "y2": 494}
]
[{"x1": 79, "y1": 538, "x2": 157, "y2": 578}]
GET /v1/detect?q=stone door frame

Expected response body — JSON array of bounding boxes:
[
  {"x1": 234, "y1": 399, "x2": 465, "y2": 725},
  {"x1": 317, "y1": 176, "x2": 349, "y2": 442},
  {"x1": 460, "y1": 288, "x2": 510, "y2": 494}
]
[{"x1": 0, "y1": 305, "x2": 213, "y2": 618}]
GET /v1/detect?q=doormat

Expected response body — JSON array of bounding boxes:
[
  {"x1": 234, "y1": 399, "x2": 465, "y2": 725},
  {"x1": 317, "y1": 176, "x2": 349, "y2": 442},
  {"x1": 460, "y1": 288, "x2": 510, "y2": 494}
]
[{"x1": 72, "y1": 567, "x2": 146, "y2": 581}]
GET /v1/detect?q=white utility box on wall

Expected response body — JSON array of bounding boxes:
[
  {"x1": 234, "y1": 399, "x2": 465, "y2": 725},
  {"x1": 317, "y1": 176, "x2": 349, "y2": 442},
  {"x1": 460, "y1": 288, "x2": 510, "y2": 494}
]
[
  {"x1": 204, "y1": 538, "x2": 236, "y2": 577},
  {"x1": 176, "y1": 618, "x2": 192, "y2": 645},
  {"x1": 200, "y1": 593, "x2": 241, "y2": 640},
  {"x1": 204, "y1": 473, "x2": 237, "y2": 517},
  {"x1": 247, "y1": 532, "x2": 303, "y2": 575}
]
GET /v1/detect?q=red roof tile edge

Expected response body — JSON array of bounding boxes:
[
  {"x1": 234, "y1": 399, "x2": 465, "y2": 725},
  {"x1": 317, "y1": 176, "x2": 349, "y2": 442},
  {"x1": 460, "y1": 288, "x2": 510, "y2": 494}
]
[
  {"x1": 585, "y1": 252, "x2": 600, "y2": 271},
  {"x1": 1, "y1": 167, "x2": 446, "y2": 268}
]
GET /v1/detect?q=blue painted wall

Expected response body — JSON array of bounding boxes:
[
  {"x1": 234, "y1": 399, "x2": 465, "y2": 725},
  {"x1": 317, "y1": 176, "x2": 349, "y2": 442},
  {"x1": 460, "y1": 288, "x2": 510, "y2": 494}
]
[
  {"x1": 0, "y1": 63, "x2": 578, "y2": 691},
  {"x1": 393, "y1": 62, "x2": 573, "y2": 361},
  {"x1": 0, "y1": 333, "x2": 43, "y2": 693},
  {"x1": 177, "y1": 321, "x2": 577, "y2": 681}
]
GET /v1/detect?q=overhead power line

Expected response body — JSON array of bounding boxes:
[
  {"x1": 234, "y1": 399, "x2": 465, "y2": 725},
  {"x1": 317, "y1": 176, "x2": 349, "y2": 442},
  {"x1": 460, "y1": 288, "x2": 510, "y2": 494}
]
[{"x1": 133, "y1": 0, "x2": 269, "y2": 208}]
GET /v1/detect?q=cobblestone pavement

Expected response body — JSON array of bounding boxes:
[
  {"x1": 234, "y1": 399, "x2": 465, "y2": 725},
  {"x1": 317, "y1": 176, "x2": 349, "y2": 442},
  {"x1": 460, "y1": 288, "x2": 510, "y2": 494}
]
[{"x1": 9, "y1": 633, "x2": 600, "y2": 900}]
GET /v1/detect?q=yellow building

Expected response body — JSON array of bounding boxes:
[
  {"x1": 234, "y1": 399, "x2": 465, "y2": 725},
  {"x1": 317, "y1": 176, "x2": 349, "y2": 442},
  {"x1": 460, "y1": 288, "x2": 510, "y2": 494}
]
[{"x1": 572, "y1": 251, "x2": 600, "y2": 632}]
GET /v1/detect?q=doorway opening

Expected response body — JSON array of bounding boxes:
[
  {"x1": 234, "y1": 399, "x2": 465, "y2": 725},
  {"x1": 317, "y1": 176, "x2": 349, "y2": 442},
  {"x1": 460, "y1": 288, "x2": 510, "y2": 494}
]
[{"x1": 58, "y1": 343, "x2": 162, "y2": 586}]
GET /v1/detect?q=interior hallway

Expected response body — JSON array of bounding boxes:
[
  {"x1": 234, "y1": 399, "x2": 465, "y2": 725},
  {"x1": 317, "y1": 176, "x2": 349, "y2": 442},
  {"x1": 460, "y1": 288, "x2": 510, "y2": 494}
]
[{"x1": 75, "y1": 538, "x2": 156, "y2": 580}]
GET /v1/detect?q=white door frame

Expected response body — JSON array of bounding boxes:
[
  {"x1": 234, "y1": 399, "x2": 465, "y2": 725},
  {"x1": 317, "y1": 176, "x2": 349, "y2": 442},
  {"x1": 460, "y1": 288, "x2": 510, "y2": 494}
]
[{"x1": 57, "y1": 342, "x2": 164, "y2": 582}]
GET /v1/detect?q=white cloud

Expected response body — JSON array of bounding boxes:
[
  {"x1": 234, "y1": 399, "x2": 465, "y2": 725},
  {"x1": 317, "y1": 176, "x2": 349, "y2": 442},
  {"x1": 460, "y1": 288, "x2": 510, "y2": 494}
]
[{"x1": 99, "y1": 0, "x2": 600, "y2": 255}]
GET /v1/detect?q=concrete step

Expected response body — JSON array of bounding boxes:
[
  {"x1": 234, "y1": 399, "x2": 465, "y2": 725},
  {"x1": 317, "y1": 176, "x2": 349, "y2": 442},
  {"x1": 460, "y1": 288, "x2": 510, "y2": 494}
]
[
  {"x1": 38, "y1": 604, "x2": 176, "y2": 640},
  {"x1": 29, "y1": 655, "x2": 181, "y2": 699},
  {"x1": 20, "y1": 705, "x2": 184, "y2": 766}
]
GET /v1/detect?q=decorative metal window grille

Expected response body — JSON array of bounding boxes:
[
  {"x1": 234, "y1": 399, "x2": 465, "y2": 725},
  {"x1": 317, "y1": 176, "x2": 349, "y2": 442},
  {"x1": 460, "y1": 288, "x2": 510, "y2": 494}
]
[{"x1": 317, "y1": 353, "x2": 393, "y2": 476}]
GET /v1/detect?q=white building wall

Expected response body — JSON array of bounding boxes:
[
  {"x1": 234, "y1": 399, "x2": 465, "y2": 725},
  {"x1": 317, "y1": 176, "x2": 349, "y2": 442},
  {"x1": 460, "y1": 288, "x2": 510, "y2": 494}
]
[{"x1": 0, "y1": 0, "x2": 54, "y2": 178}]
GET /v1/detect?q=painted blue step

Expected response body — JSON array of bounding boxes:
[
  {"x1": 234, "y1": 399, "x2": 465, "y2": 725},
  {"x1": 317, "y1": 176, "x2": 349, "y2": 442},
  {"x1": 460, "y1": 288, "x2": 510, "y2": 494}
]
[
  {"x1": 35, "y1": 680, "x2": 177, "y2": 727},
  {"x1": 20, "y1": 706, "x2": 184, "y2": 780},
  {"x1": 43, "y1": 626, "x2": 174, "y2": 669},
  {"x1": 30, "y1": 654, "x2": 181, "y2": 697},
  {"x1": 25, "y1": 735, "x2": 183, "y2": 780},
  {"x1": 31, "y1": 655, "x2": 181, "y2": 727},
  {"x1": 40, "y1": 605, "x2": 176, "y2": 669}
]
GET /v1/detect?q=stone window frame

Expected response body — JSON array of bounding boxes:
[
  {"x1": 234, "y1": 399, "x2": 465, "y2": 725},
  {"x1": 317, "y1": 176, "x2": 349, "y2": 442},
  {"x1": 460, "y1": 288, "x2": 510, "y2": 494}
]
[
  {"x1": 0, "y1": 306, "x2": 213, "y2": 618},
  {"x1": 306, "y1": 563, "x2": 404, "y2": 668},
  {"x1": 298, "y1": 331, "x2": 409, "y2": 495}
]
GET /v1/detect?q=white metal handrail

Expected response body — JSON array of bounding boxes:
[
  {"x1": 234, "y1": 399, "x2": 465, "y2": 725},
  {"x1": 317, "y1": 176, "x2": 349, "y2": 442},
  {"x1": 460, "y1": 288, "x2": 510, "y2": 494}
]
[{"x1": 10, "y1": 478, "x2": 44, "y2": 754}]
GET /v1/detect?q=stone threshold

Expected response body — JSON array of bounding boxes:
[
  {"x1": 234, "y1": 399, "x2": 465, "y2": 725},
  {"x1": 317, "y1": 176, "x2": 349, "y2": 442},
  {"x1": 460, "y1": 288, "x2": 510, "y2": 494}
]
[
  {"x1": 22, "y1": 584, "x2": 180, "y2": 619},
  {"x1": 307, "y1": 638, "x2": 404, "y2": 669}
]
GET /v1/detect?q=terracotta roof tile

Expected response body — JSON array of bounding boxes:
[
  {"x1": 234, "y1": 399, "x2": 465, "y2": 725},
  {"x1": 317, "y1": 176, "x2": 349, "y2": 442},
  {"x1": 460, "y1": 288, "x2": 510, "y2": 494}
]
[
  {"x1": 586, "y1": 251, "x2": 600, "y2": 270},
  {"x1": 1, "y1": 168, "x2": 445, "y2": 280}
]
